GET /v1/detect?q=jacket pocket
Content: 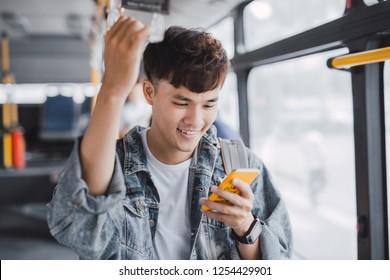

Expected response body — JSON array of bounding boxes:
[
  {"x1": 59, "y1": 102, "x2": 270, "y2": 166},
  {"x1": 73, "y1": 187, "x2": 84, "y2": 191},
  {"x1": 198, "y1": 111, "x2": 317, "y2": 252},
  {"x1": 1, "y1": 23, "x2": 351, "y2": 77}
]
[
  {"x1": 122, "y1": 199, "x2": 153, "y2": 257},
  {"x1": 49, "y1": 216, "x2": 73, "y2": 236}
]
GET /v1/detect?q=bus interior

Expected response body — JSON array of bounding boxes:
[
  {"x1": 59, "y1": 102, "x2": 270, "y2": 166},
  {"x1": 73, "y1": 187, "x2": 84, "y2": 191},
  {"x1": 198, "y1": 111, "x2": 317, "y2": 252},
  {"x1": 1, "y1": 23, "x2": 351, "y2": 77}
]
[{"x1": 0, "y1": 0, "x2": 389, "y2": 260}]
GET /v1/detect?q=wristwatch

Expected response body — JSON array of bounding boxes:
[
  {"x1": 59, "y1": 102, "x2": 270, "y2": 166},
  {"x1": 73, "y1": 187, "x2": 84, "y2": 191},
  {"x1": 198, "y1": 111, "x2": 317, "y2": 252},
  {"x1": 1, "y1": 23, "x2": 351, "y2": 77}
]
[{"x1": 231, "y1": 216, "x2": 262, "y2": 244}]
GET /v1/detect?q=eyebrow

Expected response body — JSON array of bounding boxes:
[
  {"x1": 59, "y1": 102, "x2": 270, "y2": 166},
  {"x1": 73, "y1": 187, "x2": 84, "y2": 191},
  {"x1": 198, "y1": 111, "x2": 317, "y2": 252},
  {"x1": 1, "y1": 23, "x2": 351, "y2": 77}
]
[{"x1": 172, "y1": 94, "x2": 219, "y2": 103}]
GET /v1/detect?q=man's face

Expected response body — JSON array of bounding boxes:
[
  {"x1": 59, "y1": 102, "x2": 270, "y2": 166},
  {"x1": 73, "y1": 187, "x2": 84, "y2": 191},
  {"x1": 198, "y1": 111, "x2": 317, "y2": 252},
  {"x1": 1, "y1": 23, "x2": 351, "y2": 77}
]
[{"x1": 144, "y1": 79, "x2": 219, "y2": 164}]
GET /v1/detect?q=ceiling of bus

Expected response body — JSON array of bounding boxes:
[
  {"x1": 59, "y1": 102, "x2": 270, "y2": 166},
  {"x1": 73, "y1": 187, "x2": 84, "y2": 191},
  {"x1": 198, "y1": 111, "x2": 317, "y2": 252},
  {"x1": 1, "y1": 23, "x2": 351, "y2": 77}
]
[{"x1": 0, "y1": 0, "x2": 246, "y2": 83}]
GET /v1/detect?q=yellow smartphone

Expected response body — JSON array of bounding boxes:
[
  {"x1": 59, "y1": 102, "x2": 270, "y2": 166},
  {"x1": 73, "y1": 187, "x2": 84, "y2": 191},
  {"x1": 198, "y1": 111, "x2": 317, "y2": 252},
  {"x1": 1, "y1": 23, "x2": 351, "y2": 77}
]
[{"x1": 202, "y1": 168, "x2": 260, "y2": 211}]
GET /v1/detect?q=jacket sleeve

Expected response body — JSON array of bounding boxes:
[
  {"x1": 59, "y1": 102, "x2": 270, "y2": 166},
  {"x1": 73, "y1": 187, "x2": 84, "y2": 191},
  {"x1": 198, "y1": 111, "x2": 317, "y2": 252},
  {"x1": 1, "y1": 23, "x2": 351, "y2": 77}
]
[
  {"x1": 247, "y1": 149, "x2": 293, "y2": 259},
  {"x1": 47, "y1": 137, "x2": 126, "y2": 259}
]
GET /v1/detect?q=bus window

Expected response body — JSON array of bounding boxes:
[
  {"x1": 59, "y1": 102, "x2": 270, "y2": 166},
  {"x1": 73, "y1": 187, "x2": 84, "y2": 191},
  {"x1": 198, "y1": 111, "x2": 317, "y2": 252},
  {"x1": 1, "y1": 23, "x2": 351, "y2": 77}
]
[
  {"x1": 208, "y1": 18, "x2": 240, "y2": 135},
  {"x1": 208, "y1": 16, "x2": 234, "y2": 59},
  {"x1": 384, "y1": 61, "x2": 390, "y2": 255},
  {"x1": 364, "y1": 0, "x2": 388, "y2": 6},
  {"x1": 0, "y1": 84, "x2": 46, "y2": 104},
  {"x1": 248, "y1": 49, "x2": 356, "y2": 259},
  {"x1": 243, "y1": 0, "x2": 345, "y2": 51},
  {"x1": 217, "y1": 72, "x2": 240, "y2": 135}
]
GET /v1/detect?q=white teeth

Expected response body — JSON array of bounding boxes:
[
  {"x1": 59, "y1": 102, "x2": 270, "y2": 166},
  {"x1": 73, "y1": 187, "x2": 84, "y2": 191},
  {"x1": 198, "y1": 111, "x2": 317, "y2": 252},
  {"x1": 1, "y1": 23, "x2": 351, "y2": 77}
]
[{"x1": 179, "y1": 129, "x2": 197, "y2": 135}]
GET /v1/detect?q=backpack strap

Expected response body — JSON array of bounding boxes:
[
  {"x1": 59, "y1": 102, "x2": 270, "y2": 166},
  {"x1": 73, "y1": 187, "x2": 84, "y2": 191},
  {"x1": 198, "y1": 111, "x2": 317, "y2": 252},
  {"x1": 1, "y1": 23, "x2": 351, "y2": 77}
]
[{"x1": 218, "y1": 138, "x2": 248, "y2": 175}]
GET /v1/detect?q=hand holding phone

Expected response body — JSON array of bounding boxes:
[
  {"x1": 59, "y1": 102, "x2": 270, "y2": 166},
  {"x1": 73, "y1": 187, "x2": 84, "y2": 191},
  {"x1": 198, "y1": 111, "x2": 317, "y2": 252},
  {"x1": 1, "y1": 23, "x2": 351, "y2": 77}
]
[{"x1": 202, "y1": 168, "x2": 260, "y2": 211}]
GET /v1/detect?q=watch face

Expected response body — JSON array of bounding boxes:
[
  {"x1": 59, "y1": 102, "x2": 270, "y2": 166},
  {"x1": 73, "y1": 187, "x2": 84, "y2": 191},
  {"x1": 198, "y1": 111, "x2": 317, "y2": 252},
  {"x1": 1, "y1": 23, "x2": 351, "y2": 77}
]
[{"x1": 231, "y1": 217, "x2": 262, "y2": 244}]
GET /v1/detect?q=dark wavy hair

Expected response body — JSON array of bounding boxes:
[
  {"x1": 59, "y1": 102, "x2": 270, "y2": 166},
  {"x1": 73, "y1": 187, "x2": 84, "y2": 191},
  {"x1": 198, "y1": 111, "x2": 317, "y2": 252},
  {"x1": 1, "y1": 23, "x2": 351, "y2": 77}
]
[{"x1": 143, "y1": 26, "x2": 229, "y2": 93}]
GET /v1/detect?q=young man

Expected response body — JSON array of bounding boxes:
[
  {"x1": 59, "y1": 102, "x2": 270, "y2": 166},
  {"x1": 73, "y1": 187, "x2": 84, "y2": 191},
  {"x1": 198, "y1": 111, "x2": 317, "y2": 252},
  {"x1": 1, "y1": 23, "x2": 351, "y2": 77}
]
[{"x1": 47, "y1": 17, "x2": 292, "y2": 260}]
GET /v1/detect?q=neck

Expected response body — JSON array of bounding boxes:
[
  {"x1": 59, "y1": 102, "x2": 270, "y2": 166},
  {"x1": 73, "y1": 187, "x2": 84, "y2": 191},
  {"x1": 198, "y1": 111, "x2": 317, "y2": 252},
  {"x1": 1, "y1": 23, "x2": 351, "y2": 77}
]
[{"x1": 146, "y1": 128, "x2": 194, "y2": 165}]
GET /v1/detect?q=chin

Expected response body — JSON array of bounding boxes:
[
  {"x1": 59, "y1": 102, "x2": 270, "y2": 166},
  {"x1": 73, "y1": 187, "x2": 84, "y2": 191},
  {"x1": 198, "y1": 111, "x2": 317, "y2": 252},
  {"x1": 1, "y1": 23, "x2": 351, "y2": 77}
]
[{"x1": 176, "y1": 141, "x2": 199, "y2": 153}]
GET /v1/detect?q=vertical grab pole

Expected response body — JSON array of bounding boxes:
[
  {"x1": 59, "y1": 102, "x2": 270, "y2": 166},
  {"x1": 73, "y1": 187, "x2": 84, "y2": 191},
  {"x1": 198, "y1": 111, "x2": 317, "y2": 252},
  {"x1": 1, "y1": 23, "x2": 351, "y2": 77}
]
[
  {"x1": 1, "y1": 33, "x2": 14, "y2": 169},
  {"x1": 349, "y1": 40, "x2": 389, "y2": 259},
  {"x1": 89, "y1": 0, "x2": 106, "y2": 113},
  {"x1": 1, "y1": 32, "x2": 25, "y2": 169}
]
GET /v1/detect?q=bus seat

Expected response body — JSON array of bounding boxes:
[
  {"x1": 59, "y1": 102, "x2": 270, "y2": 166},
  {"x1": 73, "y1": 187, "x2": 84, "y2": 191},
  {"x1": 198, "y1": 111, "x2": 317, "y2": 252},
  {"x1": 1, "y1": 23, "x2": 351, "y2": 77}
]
[{"x1": 39, "y1": 95, "x2": 82, "y2": 140}]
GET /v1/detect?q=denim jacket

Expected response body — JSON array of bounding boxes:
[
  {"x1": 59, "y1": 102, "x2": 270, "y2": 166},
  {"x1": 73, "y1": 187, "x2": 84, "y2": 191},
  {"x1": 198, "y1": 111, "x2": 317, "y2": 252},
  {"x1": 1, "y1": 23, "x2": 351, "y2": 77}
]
[{"x1": 47, "y1": 125, "x2": 292, "y2": 259}]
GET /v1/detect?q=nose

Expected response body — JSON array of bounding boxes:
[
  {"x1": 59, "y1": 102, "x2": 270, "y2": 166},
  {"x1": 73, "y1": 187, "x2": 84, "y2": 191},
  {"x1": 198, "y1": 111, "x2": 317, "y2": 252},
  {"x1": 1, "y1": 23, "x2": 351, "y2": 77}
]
[{"x1": 183, "y1": 105, "x2": 203, "y2": 128}]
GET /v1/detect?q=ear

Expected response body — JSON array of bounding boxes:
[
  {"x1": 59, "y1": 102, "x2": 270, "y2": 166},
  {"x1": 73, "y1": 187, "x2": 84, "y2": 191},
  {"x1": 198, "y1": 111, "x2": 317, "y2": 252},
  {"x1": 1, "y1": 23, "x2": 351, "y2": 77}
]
[{"x1": 143, "y1": 80, "x2": 155, "y2": 105}]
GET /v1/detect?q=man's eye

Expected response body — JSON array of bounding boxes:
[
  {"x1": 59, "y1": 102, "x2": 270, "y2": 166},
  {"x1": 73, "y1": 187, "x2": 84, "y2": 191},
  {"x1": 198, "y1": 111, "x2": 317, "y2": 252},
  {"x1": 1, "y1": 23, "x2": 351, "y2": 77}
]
[
  {"x1": 174, "y1": 102, "x2": 188, "y2": 107},
  {"x1": 204, "y1": 104, "x2": 216, "y2": 109}
]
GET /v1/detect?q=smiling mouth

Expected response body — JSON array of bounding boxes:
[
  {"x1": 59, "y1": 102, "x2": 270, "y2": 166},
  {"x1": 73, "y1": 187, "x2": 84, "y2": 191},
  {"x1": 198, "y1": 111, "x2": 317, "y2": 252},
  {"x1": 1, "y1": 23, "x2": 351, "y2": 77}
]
[{"x1": 177, "y1": 128, "x2": 200, "y2": 135}]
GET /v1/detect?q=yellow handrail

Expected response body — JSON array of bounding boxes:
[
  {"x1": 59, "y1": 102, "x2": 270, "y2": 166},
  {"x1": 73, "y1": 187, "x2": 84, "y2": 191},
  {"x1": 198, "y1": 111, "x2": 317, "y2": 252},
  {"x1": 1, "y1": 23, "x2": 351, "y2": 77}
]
[{"x1": 329, "y1": 46, "x2": 390, "y2": 69}]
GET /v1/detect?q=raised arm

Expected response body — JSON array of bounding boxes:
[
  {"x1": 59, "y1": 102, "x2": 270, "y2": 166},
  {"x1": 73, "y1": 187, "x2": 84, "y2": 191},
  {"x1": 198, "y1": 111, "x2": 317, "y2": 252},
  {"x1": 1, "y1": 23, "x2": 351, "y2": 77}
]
[{"x1": 81, "y1": 17, "x2": 150, "y2": 195}]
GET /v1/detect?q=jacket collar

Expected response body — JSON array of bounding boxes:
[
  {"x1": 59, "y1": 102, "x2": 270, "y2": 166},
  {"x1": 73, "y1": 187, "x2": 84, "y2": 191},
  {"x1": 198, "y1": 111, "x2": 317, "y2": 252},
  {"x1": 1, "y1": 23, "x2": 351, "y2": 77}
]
[
  {"x1": 122, "y1": 125, "x2": 220, "y2": 175},
  {"x1": 122, "y1": 126, "x2": 149, "y2": 175}
]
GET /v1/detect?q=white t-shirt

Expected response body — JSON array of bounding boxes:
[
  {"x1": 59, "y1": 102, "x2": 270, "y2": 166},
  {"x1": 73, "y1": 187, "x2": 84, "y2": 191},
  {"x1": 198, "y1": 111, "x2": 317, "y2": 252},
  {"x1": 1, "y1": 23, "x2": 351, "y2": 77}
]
[{"x1": 140, "y1": 129, "x2": 192, "y2": 259}]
